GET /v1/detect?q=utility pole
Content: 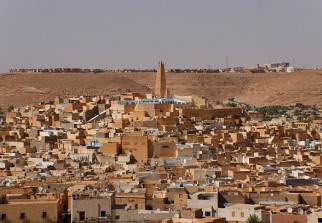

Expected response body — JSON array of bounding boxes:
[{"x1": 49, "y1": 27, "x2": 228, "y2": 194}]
[{"x1": 225, "y1": 55, "x2": 229, "y2": 73}]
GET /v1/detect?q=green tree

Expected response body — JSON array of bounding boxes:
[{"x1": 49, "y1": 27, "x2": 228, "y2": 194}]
[
  {"x1": 245, "y1": 214, "x2": 263, "y2": 223},
  {"x1": 7, "y1": 105, "x2": 14, "y2": 113},
  {"x1": 227, "y1": 102, "x2": 237, "y2": 107}
]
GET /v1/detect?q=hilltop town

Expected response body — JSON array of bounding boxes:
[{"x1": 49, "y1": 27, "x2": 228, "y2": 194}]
[
  {"x1": 9, "y1": 62, "x2": 295, "y2": 74},
  {"x1": 0, "y1": 62, "x2": 321, "y2": 223}
]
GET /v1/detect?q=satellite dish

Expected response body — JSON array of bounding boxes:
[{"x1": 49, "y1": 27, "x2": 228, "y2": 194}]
[
  {"x1": 38, "y1": 186, "x2": 44, "y2": 192},
  {"x1": 173, "y1": 214, "x2": 180, "y2": 218},
  {"x1": 287, "y1": 207, "x2": 293, "y2": 213},
  {"x1": 297, "y1": 208, "x2": 304, "y2": 215}
]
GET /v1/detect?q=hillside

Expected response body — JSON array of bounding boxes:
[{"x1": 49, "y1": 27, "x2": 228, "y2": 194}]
[{"x1": 0, "y1": 70, "x2": 321, "y2": 110}]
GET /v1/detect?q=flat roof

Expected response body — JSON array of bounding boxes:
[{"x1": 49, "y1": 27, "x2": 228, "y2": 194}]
[{"x1": 118, "y1": 98, "x2": 188, "y2": 105}]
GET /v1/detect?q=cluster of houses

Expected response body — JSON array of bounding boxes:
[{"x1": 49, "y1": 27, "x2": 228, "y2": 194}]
[
  {"x1": 9, "y1": 61, "x2": 296, "y2": 75},
  {"x1": 0, "y1": 62, "x2": 321, "y2": 223},
  {"x1": 9, "y1": 68, "x2": 105, "y2": 74}
]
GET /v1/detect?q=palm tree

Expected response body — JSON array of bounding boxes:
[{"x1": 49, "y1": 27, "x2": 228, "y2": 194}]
[
  {"x1": 245, "y1": 214, "x2": 263, "y2": 223},
  {"x1": 7, "y1": 105, "x2": 14, "y2": 113}
]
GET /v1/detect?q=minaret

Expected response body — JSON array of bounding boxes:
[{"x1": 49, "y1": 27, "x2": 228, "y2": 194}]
[{"x1": 154, "y1": 61, "x2": 168, "y2": 98}]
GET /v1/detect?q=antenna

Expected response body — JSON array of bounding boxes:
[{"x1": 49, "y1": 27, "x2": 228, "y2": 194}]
[{"x1": 226, "y1": 55, "x2": 229, "y2": 70}]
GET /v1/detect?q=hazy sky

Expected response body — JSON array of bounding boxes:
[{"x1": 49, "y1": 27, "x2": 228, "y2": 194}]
[{"x1": 1, "y1": 0, "x2": 322, "y2": 72}]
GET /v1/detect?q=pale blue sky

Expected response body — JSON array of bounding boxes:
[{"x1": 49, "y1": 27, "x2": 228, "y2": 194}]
[{"x1": 0, "y1": 0, "x2": 322, "y2": 72}]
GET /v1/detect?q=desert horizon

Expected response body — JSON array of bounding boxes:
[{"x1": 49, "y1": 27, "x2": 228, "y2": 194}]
[{"x1": 0, "y1": 69, "x2": 321, "y2": 111}]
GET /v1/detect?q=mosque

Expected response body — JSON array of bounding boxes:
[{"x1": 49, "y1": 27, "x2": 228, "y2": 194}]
[{"x1": 118, "y1": 61, "x2": 188, "y2": 106}]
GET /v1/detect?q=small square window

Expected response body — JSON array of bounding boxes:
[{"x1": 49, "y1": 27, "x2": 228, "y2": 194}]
[
  {"x1": 205, "y1": 211, "x2": 211, "y2": 217},
  {"x1": 116, "y1": 215, "x2": 120, "y2": 220},
  {"x1": 100, "y1": 211, "x2": 106, "y2": 217},
  {"x1": 20, "y1": 213, "x2": 25, "y2": 219},
  {"x1": 42, "y1": 212, "x2": 47, "y2": 219},
  {"x1": 1, "y1": 214, "x2": 6, "y2": 220},
  {"x1": 79, "y1": 211, "x2": 85, "y2": 221}
]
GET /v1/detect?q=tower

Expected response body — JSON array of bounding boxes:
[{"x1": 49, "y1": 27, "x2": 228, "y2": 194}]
[{"x1": 154, "y1": 61, "x2": 169, "y2": 98}]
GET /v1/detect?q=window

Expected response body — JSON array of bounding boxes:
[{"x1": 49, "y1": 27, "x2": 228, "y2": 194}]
[
  {"x1": 198, "y1": 194, "x2": 211, "y2": 200},
  {"x1": 231, "y1": 211, "x2": 235, "y2": 217},
  {"x1": 205, "y1": 211, "x2": 211, "y2": 217},
  {"x1": 100, "y1": 211, "x2": 106, "y2": 217},
  {"x1": 116, "y1": 215, "x2": 120, "y2": 220},
  {"x1": 20, "y1": 213, "x2": 25, "y2": 219},
  {"x1": 241, "y1": 212, "x2": 244, "y2": 217},
  {"x1": 0, "y1": 214, "x2": 6, "y2": 220},
  {"x1": 42, "y1": 212, "x2": 47, "y2": 219},
  {"x1": 79, "y1": 211, "x2": 85, "y2": 221}
]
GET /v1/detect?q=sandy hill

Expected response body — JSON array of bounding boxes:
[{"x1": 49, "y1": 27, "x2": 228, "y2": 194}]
[{"x1": 0, "y1": 70, "x2": 321, "y2": 110}]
